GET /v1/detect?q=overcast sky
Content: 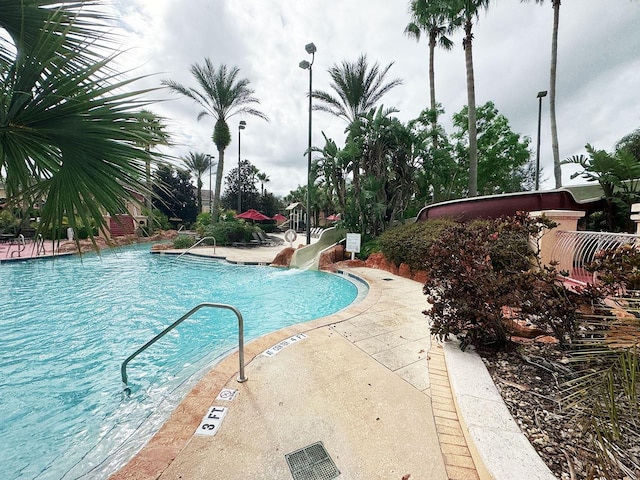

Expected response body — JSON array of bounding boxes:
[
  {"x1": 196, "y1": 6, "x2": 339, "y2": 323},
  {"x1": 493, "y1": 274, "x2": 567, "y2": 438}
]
[{"x1": 111, "y1": 0, "x2": 640, "y2": 197}]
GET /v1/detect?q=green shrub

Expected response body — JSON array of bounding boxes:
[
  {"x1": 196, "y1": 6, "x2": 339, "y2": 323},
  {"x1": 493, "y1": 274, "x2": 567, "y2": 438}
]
[
  {"x1": 173, "y1": 234, "x2": 196, "y2": 249},
  {"x1": 378, "y1": 218, "x2": 456, "y2": 270},
  {"x1": 197, "y1": 211, "x2": 211, "y2": 226},
  {"x1": 358, "y1": 238, "x2": 380, "y2": 260},
  {"x1": 0, "y1": 210, "x2": 19, "y2": 233},
  {"x1": 203, "y1": 220, "x2": 253, "y2": 245}
]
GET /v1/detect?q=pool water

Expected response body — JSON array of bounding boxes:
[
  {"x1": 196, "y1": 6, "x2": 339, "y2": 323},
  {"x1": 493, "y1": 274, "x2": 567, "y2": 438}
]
[{"x1": 0, "y1": 245, "x2": 361, "y2": 479}]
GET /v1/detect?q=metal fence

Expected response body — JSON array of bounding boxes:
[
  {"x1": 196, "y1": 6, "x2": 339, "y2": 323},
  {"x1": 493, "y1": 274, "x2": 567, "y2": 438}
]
[{"x1": 552, "y1": 231, "x2": 640, "y2": 283}]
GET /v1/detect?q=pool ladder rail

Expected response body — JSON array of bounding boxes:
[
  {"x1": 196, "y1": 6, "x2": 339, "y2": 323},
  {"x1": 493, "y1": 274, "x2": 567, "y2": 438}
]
[
  {"x1": 120, "y1": 302, "x2": 246, "y2": 396},
  {"x1": 177, "y1": 236, "x2": 216, "y2": 257}
]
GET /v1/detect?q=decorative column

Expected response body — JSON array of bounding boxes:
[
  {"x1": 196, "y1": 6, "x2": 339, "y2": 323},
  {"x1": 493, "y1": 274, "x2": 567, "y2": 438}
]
[{"x1": 530, "y1": 210, "x2": 585, "y2": 271}]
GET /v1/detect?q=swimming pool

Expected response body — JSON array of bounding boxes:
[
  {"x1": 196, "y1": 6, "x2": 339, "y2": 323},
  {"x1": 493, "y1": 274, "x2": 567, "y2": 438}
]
[{"x1": 0, "y1": 245, "x2": 362, "y2": 479}]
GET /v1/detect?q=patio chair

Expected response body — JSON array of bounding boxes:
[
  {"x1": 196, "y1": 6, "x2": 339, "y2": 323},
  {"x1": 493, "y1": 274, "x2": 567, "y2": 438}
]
[{"x1": 232, "y1": 237, "x2": 260, "y2": 248}]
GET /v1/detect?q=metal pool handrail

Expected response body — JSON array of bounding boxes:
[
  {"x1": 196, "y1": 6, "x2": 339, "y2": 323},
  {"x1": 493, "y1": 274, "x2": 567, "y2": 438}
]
[
  {"x1": 177, "y1": 236, "x2": 216, "y2": 257},
  {"x1": 121, "y1": 302, "x2": 247, "y2": 395}
]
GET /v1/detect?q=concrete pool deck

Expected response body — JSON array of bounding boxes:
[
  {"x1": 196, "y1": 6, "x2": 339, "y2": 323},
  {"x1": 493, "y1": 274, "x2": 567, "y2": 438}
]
[{"x1": 109, "y1": 239, "x2": 556, "y2": 480}]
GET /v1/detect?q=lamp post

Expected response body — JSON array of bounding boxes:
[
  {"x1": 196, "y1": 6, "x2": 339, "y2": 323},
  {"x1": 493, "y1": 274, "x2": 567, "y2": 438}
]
[
  {"x1": 535, "y1": 90, "x2": 548, "y2": 190},
  {"x1": 299, "y1": 42, "x2": 316, "y2": 245},
  {"x1": 238, "y1": 120, "x2": 246, "y2": 213}
]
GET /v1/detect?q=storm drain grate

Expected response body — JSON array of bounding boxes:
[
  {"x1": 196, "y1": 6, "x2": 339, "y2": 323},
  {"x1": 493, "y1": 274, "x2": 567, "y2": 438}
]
[{"x1": 285, "y1": 442, "x2": 340, "y2": 480}]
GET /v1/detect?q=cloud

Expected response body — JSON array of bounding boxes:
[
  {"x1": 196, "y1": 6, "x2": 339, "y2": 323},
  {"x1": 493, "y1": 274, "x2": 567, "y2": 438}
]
[{"x1": 113, "y1": 0, "x2": 640, "y2": 196}]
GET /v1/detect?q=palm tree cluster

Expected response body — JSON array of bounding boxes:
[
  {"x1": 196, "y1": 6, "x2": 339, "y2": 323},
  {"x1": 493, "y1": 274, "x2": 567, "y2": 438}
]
[
  {"x1": 0, "y1": 0, "x2": 168, "y2": 240},
  {"x1": 309, "y1": 52, "x2": 532, "y2": 236},
  {"x1": 162, "y1": 61, "x2": 268, "y2": 221},
  {"x1": 406, "y1": 0, "x2": 566, "y2": 193}
]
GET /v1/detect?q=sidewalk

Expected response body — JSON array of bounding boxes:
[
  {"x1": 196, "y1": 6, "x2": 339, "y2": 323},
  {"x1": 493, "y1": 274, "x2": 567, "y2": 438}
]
[{"x1": 110, "y1": 267, "x2": 480, "y2": 480}]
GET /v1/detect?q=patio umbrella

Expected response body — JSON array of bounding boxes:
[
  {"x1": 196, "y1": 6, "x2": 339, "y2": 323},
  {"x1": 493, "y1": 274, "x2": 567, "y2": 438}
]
[
  {"x1": 236, "y1": 209, "x2": 271, "y2": 221},
  {"x1": 272, "y1": 213, "x2": 287, "y2": 222},
  {"x1": 326, "y1": 214, "x2": 340, "y2": 222}
]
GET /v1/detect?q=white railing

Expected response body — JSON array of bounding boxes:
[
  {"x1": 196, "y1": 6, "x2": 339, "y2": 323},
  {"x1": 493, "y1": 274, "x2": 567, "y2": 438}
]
[{"x1": 552, "y1": 231, "x2": 640, "y2": 282}]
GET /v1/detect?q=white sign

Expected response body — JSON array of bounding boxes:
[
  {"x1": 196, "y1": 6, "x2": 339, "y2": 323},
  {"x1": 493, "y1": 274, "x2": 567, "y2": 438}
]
[
  {"x1": 346, "y1": 233, "x2": 361, "y2": 253},
  {"x1": 216, "y1": 388, "x2": 238, "y2": 401},
  {"x1": 195, "y1": 406, "x2": 228, "y2": 436},
  {"x1": 261, "y1": 333, "x2": 307, "y2": 357}
]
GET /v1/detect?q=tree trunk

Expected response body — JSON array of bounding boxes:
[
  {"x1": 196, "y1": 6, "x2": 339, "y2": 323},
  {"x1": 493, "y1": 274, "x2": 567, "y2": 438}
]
[
  {"x1": 145, "y1": 152, "x2": 154, "y2": 232},
  {"x1": 429, "y1": 31, "x2": 438, "y2": 149},
  {"x1": 550, "y1": 0, "x2": 562, "y2": 188},
  {"x1": 464, "y1": 19, "x2": 478, "y2": 197},
  {"x1": 196, "y1": 178, "x2": 203, "y2": 213},
  {"x1": 213, "y1": 147, "x2": 224, "y2": 221}
]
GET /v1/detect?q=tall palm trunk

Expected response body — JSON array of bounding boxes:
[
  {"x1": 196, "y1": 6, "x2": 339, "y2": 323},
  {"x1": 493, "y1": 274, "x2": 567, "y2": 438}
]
[
  {"x1": 429, "y1": 31, "x2": 439, "y2": 148},
  {"x1": 464, "y1": 19, "x2": 478, "y2": 197},
  {"x1": 213, "y1": 148, "x2": 224, "y2": 218},
  {"x1": 145, "y1": 151, "x2": 154, "y2": 231},
  {"x1": 550, "y1": 0, "x2": 562, "y2": 188}
]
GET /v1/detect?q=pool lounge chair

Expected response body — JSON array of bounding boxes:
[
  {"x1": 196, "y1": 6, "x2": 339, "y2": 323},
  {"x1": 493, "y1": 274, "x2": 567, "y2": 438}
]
[
  {"x1": 232, "y1": 238, "x2": 260, "y2": 248},
  {"x1": 256, "y1": 231, "x2": 283, "y2": 246}
]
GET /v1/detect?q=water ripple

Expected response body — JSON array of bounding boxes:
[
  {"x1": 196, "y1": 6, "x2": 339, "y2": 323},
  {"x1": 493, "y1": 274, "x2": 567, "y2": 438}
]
[{"x1": 0, "y1": 245, "x2": 360, "y2": 479}]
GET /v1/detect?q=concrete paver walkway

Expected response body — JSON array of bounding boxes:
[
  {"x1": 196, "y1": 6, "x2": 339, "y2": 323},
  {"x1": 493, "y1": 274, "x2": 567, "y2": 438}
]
[{"x1": 111, "y1": 265, "x2": 479, "y2": 480}]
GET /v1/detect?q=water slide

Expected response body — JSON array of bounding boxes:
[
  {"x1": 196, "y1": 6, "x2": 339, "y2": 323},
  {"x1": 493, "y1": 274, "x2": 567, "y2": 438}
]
[
  {"x1": 289, "y1": 227, "x2": 346, "y2": 270},
  {"x1": 416, "y1": 186, "x2": 604, "y2": 223}
]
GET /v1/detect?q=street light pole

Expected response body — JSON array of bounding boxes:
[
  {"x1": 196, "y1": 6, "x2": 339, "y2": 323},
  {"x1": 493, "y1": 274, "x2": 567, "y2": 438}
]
[
  {"x1": 238, "y1": 120, "x2": 246, "y2": 213},
  {"x1": 535, "y1": 90, "x2": 548, "y2": 191},
  {"x1": 299, "y1": 42, "x2": 316, "y2": 245}
]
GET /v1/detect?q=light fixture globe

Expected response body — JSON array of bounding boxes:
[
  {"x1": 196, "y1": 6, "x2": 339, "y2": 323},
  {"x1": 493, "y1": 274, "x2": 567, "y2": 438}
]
[
  {"x1": 305, "y1": 42, "x2": 316, "y2": 54},
  {"x1": 299, "y1": 60, "x2": 310, "y2": 70}
]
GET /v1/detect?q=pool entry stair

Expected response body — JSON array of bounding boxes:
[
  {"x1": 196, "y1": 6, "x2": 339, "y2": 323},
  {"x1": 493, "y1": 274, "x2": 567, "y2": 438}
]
[{"x1": 121, "y1": 302, "x2": 247, "y2": 395}]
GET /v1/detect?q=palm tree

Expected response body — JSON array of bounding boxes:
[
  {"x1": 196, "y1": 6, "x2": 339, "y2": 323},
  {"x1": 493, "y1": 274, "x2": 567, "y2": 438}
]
[
  {"x1": 182, "y1": 152, "x2": 211, "y2": 213},
  {"x1": 446, "y1": 0, "x2": 491, "y2": 197},
  {"x1": 137, "y1": 109, "x2": 170, "y2": 230},
  {"x1": 256, "y1": 172, "x2": 270, "y2": 196},
  {"x1": 312, "y1": 55, "x2": 402, "y2": 225},
  {"x1": 522, "y1": 0, "x2": 562, "y2": 188},
  {"x1": 404, "y1": 0, "x2": 454, "y2": 137},
  {"x1": 162, "y1": 61, "x2": 268, "y2": 220},
  {"x1": 1, "y1": 0, "x2": 165, "y2": 241},
  {"x1": 312, "y1": 54, "x2": 402, "y2": 127}
]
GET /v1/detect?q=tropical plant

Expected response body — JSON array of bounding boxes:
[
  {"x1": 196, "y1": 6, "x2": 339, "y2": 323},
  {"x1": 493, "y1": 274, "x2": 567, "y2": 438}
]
[
  {"x1": 444, "y1": 0, "x2": 491, "y2": 197},
  {"x1": 312, "y1": 132, "x2": 350, "y2": 213},
  {"x1": 404, "y1": 0, "x2": 454, "y2": 139},
  {"x1": 615, "y1": 127, "x2": 640, "y2": 162},
  {"x1": 562, "y1": 143, "x2": 640, "y2": 232},
  {"x1": 354, "y1": 105, "x2": 417, "y2": 235},
  {"x1": 136, "y1": 109, "x2": 170, "y2": 232},
  {"x1": 313, "y1": 55, "x2": 403, "y2": 221},
  {"x1": 182, "y1": 152, "x2": 211, "y2": 213},
  {"x1": 451, "y1": 101, "x2": 533, "y2": 195},
  {"x1": 162, "y1": 61, "x2": 268, "y2": 220},
  {"x1": 409, "y1": 106, "x2": 462, "y2": 204},
  {"x1": 152, "y1": 165, "x2": 197, "y2": 226},
  {"x1": 312, "y1": 54, "x2": 403, "y2": 126},
  {"x1": 1, "y1": 0, "x2": 166, "y2": 242},
  {"x1": 561, "y1": 247, "x2": 640, "y2": 478},
  {"x1": 522, "y1": 0, "x2": 562, "y2": 188},
  {"x1": 221, "y1": 159, "x2": 260, "y2": 212}
]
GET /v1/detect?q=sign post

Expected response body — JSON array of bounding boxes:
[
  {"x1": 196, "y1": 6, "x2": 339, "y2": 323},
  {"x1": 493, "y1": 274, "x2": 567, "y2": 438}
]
[{"x1": 345, "y1": 233, "x2": 361, "y2": 260}]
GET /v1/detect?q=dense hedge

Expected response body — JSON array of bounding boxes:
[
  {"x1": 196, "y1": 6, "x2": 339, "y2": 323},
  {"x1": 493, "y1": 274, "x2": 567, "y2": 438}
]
[
  {"x1": 202, "y1": 220, "x2": 254, "y2": 245},
  {"x1": 377, "y1": 218, "x2": 456, "y2": 271}
]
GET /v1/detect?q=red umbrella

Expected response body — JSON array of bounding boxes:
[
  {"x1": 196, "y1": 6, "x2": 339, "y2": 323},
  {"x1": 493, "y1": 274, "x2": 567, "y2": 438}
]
[
  {"x1": 236, "y1": 209, "x2": 271, "y2": 221},
  {"x1": 272, "y1": 213, "x2": 287, "y2": 222},
  {"x1": 326, "y1": 214, "x2": 340, "y2": 221}
]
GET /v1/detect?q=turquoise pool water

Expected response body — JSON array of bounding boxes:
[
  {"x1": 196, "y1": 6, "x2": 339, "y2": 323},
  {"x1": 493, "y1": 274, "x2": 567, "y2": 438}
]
[{"x1": 0, "y1": 245, "x2": 361, "y2": 479}]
